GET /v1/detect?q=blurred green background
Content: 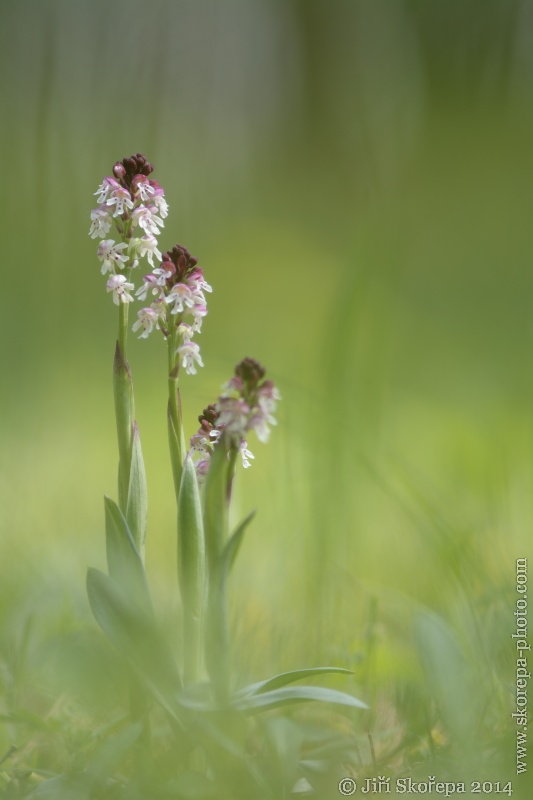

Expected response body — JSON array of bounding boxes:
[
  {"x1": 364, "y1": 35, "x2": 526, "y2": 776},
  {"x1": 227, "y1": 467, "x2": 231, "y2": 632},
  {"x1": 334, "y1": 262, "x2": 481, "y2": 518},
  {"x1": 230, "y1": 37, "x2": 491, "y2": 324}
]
[{"x1": 0, "y1": 0, "x2": 532, "y2": 789}]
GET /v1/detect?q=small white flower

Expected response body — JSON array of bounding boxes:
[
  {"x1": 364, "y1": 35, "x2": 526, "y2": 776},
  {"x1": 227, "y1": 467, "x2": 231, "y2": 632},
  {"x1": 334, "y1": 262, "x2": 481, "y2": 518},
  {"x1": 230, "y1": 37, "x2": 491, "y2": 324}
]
[
  {"x1": 190, "y1": 304, "x2": 207, "y2": 332},
  {"x1": 187, "y1": 273, "x2": 212, "y2": 305},
  {"x1": 150, "y1": 297, "x2": 167, "y2": 318},
  {"x1": 177, "y1": 322, "x2": 194, "y2": 342},
  {"x1": 94, "y1": 177, "x2": 120, "y2": 205},
  {"x1": 137, "y1": 235, "x2": 162, "y2": 268},
  {"x1": 132, "y1": 307, "x2": 160, "y2": 338},
  {"x1": 167, "y1": 283, "x2": 195, "y2": 315},
  {"x1": 97, "y1": 240, "x2": 129, "y2": 274},
  {"x1": 239, "y1": 440, "x2": 255, "y2": 469},
  {"x1": 190, "y1": 432, "x2": 211, "y2": 455},
  {"x1": 152, "y1": 191, "x2": 169, "y2": 218},
  {"x1": 89, "y1": 206, "x2": 112, "y2": 239},
  {"x1": 197, "y1": 277, "x2": 212, "y2": 295},
  {"x1": 132, "y1": 175, "x2": 155, "y2": 202},
  {"x1": 135, "y1": 275, "x2": 160, "y2": 300},
  {"x1": 177, "y1": 340, "x2": 204, "y2": 375},
  {"x1": 153, "y1": 266, "x2": 173, "y2": 286},
  {"x1": 106, "y1": 274, "x2": 134, "y2": 305},
  {"x1": 106, "y1": 186, "x2": 134, "y2": 217},
  {"x1": 216, "y1": 397, "x2": 250, "y2": 438},
  {"x1": 131, "y1": 205, "x2": 164, "y2": 236}
]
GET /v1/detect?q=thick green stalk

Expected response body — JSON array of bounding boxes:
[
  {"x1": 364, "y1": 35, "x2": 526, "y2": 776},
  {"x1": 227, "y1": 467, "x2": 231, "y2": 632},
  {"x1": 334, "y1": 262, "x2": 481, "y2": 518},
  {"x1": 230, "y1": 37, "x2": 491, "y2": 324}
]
[
  {"x1": 177, "y1": 457, "x2": 206, "y2": 685},
  {"x1": 113, "y1": 328, "x2": 133, "y2": 513},
  {"x1": 203, "y1": 443, "x2": 233, "y2": 701},
  {"x1": 111, "y1": 281, "x2": 150, "y2": 744},
  {"x1": 113, "y1": 294, "x2": 147, "y2": 559},
  {"x1": 167, "y1": 316, "x2": 187, "y2": 500}
]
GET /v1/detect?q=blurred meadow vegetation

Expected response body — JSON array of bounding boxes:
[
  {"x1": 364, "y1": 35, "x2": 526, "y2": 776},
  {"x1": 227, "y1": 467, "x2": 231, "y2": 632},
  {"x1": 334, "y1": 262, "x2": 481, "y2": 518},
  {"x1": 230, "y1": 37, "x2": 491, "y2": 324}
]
[{"x1": 0, "y1": 0, "x2": 532, "y2": 795}]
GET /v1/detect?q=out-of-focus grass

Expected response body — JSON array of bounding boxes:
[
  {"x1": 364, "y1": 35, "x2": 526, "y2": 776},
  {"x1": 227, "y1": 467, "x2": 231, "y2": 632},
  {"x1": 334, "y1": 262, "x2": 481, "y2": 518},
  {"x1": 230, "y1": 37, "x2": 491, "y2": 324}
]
[{"x1": 1, "y1": 0, "x2": 532, "y2": 794}]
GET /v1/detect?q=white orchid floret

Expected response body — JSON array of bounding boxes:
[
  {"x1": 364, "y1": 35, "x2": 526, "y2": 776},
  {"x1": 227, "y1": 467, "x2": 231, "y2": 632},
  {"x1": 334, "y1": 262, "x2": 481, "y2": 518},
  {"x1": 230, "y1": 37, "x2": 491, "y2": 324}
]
[
  {"x1": 167, "y1": 283, "x2": 195, "y2": 315},
  {"x1": 97, "y1": 240, "x2": 129, "y2": 274},
  {"x1": 177, "y1": 322, "x2": 194, "y2": 343},
  {"x1": 177, "y1": 340, "x2": 204, "y2": 375},
  {"x1": 131, "y1": 174, "x2": 155, "y2": 202},
  {"x1": 132, "y1": 307, "x2": 161, "y2": 339},
  {"x1": 215, "y1": 397, "x2": 250, "y2": 439},
  {"x1": 196, "y1": 276, "x2": 212, "y2": 295},
  {"x1": 131, "y1": 205, "x2": 164, "y2": 236},
  {"x1": 190, "y1": 432, "x2": 213, "y2": 459},
  {"x1": 190, "y1": 304, "x2": 207, "y2": 333},
  {"x1": 249, "y1": 410, "x2": 276, "y2": 443},
  {"x1": 89, "y1": 206, "x2": 113, "y2": 239},
  {"x1": 152, "y1": 188, "x2": 169, "y2": 218},
  {"x1": 239, "y1": 440, "x2": 255, "y2": 469},
  {"x1": 135, "y1": 275, "x2": 157, "y2": 301},
  {"x1": 106, "y1": 274, "x2": 135, "y2": 305},
  {"x1": 186, "y1": 273, "x2": 211, "y2": 305},
  {"x1": 248, "y1": 383, "x2": 280, "y2": 442},
  {"x1": 137, "y1": 235, "x2": 162, "y2": 268},
  {"x1": 105, "y1": 185, "x2": 134, "y2": 217},
  {"x1": 152, "y1": 266, "x2": 173, "y2": 286},
  {"x1": 150, "y1": 298, "x2": 167, "y2": 318},
  {"x1": 94, "y1": 177, "x2": 120, "y2": 205}
]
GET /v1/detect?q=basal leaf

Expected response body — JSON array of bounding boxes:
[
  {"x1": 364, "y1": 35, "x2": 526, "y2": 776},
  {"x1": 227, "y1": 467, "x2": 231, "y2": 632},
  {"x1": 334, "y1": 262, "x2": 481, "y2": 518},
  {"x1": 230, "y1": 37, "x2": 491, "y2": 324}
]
[
  {"x1": 233, "y1": 685, "x2": 368, "y2": 714},
  {"x1": 234, "y1": 667, "x2": 353, "y2": 699},
  {"x1": 126, "y1": 422, "x2": 147, "y2": 559},
  {"x1": 86, "y1": 568, "x2": 182, "y2": 719},
  {"x1": 203, "y1": 443, "x2": 228, "y2": 569},
  {"x1": 221, "y1": 510, "x2": 255, "y2": 576},
  {"x1": 178, "y1": 455, "x2": 206, "y2": 616},
  {"x1": 104, "y1": 496, "x2": 151, "y2": 609},
  {"x1": 178, "y1": 455, "x2": 206, "y2": 684}
]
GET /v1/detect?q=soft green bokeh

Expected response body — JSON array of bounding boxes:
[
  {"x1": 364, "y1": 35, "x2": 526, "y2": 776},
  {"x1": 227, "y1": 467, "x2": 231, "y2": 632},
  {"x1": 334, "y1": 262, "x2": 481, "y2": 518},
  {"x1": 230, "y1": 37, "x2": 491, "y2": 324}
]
[{"x1": 0, "y1": 0, "x2": 532, "y2": 793}]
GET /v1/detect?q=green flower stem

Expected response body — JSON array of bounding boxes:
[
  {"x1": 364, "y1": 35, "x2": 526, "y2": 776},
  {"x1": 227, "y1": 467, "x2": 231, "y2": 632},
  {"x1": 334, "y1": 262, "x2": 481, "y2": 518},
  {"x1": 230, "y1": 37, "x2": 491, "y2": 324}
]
[
  {"x1": 113, "y1": 274, "x2": 147, "y2": 560},
  {"x1": 114, "y1": 269, "x2": 133, "y2": 513},
  {"x1": 110, "y1": 265, "x2": 150, "y2": 744},
  {"x1": 167, "y1": 314, "x2": 187, "y2": 500},
  {"x1": 178, "y1": 457, "x2": 206, "y2": 686},
  {"x1": 204, "y1": 443, "x2": 233, "y2": 701}
]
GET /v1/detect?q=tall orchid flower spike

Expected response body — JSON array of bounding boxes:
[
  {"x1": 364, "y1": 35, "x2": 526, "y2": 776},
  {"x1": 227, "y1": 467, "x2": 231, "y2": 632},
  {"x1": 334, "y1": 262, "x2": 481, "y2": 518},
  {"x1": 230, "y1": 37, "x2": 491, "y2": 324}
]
[
  {"x1": 89, "y1": 153, "x2": 168, "y2": 317},
  {"x1": 134, "y1": 243, "x2": 212, "y2": 498},
  {"x1": 88, "y1": 153, "x2": 167, "y2": 557},
  {"x1": 190, "y1": 358, "x2": 280, "y2": 482}
]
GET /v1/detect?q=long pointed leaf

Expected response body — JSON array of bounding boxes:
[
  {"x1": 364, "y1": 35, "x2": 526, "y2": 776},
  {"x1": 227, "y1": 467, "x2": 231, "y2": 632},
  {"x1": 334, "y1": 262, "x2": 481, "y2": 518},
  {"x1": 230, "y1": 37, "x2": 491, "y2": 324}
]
[
  {"x1": 221, "y1": 510, "x2": 255, "y2": 575},
  {"x1": 86, "y1": 568, "x2": 182, "y2": 717},
  {"x1": 178, "y1": 455, "x2": 206, "y2": 684},
  {"x1": 233, "y1": 685, "x2": 368, "y2": 714},
  {"x1": 203, "y1": 444, "x2": 228, "y2": 569},
  {"x1": 104, "y1": 496, "x2": 151, "y2": 609},
  {"x1": 234, "y1": 667, "x2": 354, "y2": 699},
  {"x1": 126, "y1": 422, "x2": 147, "y2": 559}
]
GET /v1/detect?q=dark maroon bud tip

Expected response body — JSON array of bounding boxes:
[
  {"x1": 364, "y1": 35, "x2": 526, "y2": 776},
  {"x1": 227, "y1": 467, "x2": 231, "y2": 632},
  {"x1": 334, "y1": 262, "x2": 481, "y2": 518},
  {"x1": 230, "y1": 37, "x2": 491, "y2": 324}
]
[{"x1": 113, "y1": 163, "x2": 126, "y2": 179}]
